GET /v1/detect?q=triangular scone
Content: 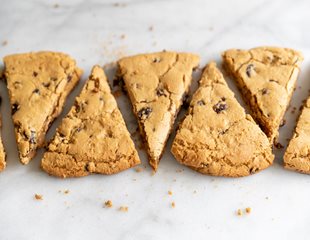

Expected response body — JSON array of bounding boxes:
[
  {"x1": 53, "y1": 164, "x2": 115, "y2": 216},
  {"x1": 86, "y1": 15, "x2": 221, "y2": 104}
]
[
  {"x1": 284, "y1": 98, "x2": 310, "y2": 174},
  {"x1": 4, "y1": 52, "x2": 82, "y2": 164},
  {"x1": 0, "y1": 109, "x2": 6, "y2": 172},
  {"x1": 171, "y1": 62, "x2": 274, "y2": 177},
  {"x1": 41, "y1": 66, "x2": 141, "y2": 178},
  {"x1": 118, "y1": 51, "x2": 200, "y2": 170},
  {"x1": 222, "y1": 47, "x2": 303, "y2": 141}
]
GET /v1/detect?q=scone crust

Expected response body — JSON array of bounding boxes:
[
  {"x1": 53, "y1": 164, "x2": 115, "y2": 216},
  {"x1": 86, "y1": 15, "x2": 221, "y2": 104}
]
[
  {"x1": 41, "y1": 66, "x2": 140, "y2": 178},
  {"x1": 118, "y1": 51, "x2": 200, "y2": 170},
  {"x1": 171, "y1": 62, "x2": 274, "y2": 177}
]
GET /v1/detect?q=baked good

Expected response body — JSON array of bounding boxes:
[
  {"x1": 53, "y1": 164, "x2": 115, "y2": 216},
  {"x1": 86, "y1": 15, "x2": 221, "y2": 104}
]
[
  {"x1": 4, "y1": 51, "x2": 82, "y2": 164},
  {"x1": 284, "y1": 97, "x2": 310, "y2": 174},
  {"x1": 41, "y1": 66, "x2": 140, "y2": 178},
  {"x1": 117, "y1": 51, "x2": 199, "y2": 170},
  {"x1": 171, "y1": 62, "x2": 274, "y2": 177},
  {"x1": 222, "y1": 47, "x2": 303, "y2": 141},
  {"x1": 0, "y1": 106, "x2": 6, "y2": 172}
]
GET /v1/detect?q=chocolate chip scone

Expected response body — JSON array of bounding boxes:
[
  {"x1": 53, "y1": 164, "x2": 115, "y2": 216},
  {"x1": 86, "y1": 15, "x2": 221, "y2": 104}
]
[
  {"x1": 4, "y1": 51, "x2": 82, "y2": 164},
  {"x1": 117, "y1": 51, "x2": 199, "y2": 170},
  {"x1": 41, "y1": 66, "x2": 141, "y2": 178},
  {"x1": 222, "y1": 47, "x2": 303, "y2": 142},
  {"x1": 284, "y1": 98, "x2": 310, "y2": 174},
  {"x1": 171, "y1": 62, "x2": 274, "y2": 177}
]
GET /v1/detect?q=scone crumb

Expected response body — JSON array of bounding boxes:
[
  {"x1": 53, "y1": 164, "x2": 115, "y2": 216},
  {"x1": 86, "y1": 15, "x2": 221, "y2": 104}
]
[
  {"x1": 112, "y1": 90, "x2": 122, "y2": 98},
  {"x1": 64, "y1": 189, "x2": 70, "y2": 194},
  {"x1": 149, "y1": 26, "x2": 154, "y2": 31},
  {"x1": 34, "y1": 194, "x2": 43, "y2": 200},
  {"x1": 237, "y1": 209, "x2": 242, "y2": 216},
  {"x1": 119, "y1": 206, "x2": 128, "y2": 212},
  {"x1": 168, "y1": 190, "x2": 172, "y2": 195},
  {"x1": 135, "y1": 167, "x2": 143, "y2": 173},
  {"x1": 104, "y1": 200, "x2": 113, "y2": 208},
  {"x1": 245, "y1": 207, "x2": 251, "y2": 214},
  {"x1": 53, "y1": 3, "x2": 59, "y2": 8},
  {"x1": 120, "y1": 34, "x2": 126, "y2": 40},
  {"x1": 171, "y1": 202, "x2": 175, "y2": 208},
  {"x1": 2, "y1": 40, "x2": 8, "y2": 46}
]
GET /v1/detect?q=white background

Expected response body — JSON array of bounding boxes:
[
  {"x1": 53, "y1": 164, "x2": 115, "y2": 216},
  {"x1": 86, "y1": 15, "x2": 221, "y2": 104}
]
[{"x1": 0, "y1": 0, "x2": 310, "y2": 239}]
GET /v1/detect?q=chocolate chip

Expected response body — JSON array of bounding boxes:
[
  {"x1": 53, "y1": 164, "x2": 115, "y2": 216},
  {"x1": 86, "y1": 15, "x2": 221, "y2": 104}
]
[
  {"x1": 213, "y1": 101, "x2": 227, "y2": 114},
  {"x1": 12, "y1": 103, "x2": 20, "y2": 114},
  {"x1": 269, "y1": 79, "x2": 279, "y2": 83},
  {"x1": 138, "y1": 107, "x2": 152, "y2": 120},
  {"x1": 221, "y1": 97, "x2": 226, "y2": 101},
  {"x1": 67, "y1": 75, "x2": 72, "y2": 82},
  {"x1": 246, "y1": 64, "x2": 255, "y2": 77},
  {"x1": 261, "y1": 88, "x2": 268, "y2": 95},
  {"x1": 33, "y1": 89, "x2": 40, "y2": 94},
  {"x1": 153, "y1": 57, "x2": 161, "y2": 63},
  {"x1": 156, "y1": 88, "x2": 167, "y2": 97},
  {"x1": 33, "y1": 71, "x2": 38, "y2": 77},
  {"x1": 30, "y1": 130, "x2": 36, "y2": 144},
  {"x1": 197, "y1": 100, "x2": 205, "y2": 106}
]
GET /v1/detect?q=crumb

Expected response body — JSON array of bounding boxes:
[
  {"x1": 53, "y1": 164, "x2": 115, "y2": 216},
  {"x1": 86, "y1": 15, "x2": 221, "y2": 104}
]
[
  {"x1": 274, "y1": 142, "x2": 284, "y2": 149},
  {"x1": 245, "y1": 207, "x2": 251, "y2": 214},
  {"x1": 265, "y1": 196, "x2": 269, "y2": 200},
  {"x1": 135, "y1": 167, "x2": 143, "y2": 173},
  {"x1": 176, "y1": 169, "x2": 184, "y2": 173},
  {"x1": 168, "y1": 190, "x2": 172, "y2": 195},
  {"x1": 53, "y1": 3, "x2": 59, "y2": 8},
  {"x1": 104, "y1": 200, "x2": 113, "y2": 208},
  {"x1": 34, "y1": 194, "x2": 43, "y2": 200},
  {"x1": 193, "y1": 190, "x2": 197, "y2": 194},
  {"x1": 64, "y1": 189, "x2": 69, "y2": 194},
  {"x1": 149, "y1": 26, "x2": 154, "y2": 31},
  {"x1": 119, "y1": 206, "x2": 128, "y2": 212},
  {"x1": 120, "y1": 34, "x2": 126, "y2": 40},
  {"x1": 1, "y1": 40, "x2": 7, "y2": 46},
  {"x1": 279, "y1": 119, "x2": 286, "y2": 127},
  {"x1": 113, "y1": 2, "x2": 127, "y2": 7},
  {"x1": 291, "y1": 107, "x2": 297, "y2": 114},
  {"x1": 112, "y1": 89, "x2": 122, "y2": 98},
  {"x1": 171, "y1": 202, "x2": 175, "y2": 208},
  {"x1": 237, "y1": 209, "x2": 242, "y2": 216}
]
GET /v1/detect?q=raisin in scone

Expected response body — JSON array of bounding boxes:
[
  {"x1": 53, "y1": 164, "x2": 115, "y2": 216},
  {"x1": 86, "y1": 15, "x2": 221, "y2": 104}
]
[
  {"x1": 41, "y1": 66, "x2": 140, "y2": 178},
  {"x1": 284, "y1": 97, "x2": 310, "y2": 174},
  {"x1": 171, "y1": 62, "x2": 274, "y2": 177},
  {"x1": 222, "y1": 47, "x2": 303, "y2": 142},
  {"x1": 4, "y1": 52, "x2": 82, "y2": 164},
  {"x1": 117, "y1": 51, "x2": 199, "y2": 170}
]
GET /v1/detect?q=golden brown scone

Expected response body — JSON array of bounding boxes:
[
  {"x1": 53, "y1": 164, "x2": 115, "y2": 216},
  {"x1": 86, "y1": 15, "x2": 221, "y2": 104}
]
[
  {"x1": 222, "y1": 47, "x2": 303, "y2": 142},
  {"x1": 284, "y1": 98, "x2": 310, "y2": 174},
  {"x1": 171, "y1": 62, "x2": 274, "y2": 177},
  {"x1": 41, "y1": 66, "x2": 141, "y2": 178},
  {"x1": 4, "y1": 51, "x2": 82, "y2": 164},
  {"x1": 118, "y1": 51, "x2": 200, "y2": 170},
  {"x1": 0, "y1": 107, "x2": 6, "y2": 172}
]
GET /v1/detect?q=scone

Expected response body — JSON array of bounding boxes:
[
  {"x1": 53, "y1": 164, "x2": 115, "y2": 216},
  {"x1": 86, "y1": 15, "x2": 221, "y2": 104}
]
[
  {"x1": 171, "y1": 62, "x2": 274, "y2": 177},
  {"x1": 117, "y1": 51, "x2": 199, "y2": 170},
  {"x1": 4, "y1": 51, "x2": 82, "y2": 164},
  {"x1": 222, "y1": 47, "x2": 303, "y2": 141},
  {"x1": 41, "y1": 66, "x2": 141, "y2": 178},
  {"x1": 284, "y1": 97, "x2": 310, "y2": 174},
  {"x1": 0, "y1": 105, "x2": 6, "y2": 172}
]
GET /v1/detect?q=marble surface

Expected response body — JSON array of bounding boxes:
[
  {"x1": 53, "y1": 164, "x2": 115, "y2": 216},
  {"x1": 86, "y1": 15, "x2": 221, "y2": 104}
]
[{"x1": 1, "y1": 0, "x2": 310, "y2": 239}]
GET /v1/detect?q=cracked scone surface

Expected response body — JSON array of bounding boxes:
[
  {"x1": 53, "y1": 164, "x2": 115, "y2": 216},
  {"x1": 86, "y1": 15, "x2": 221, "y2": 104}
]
[
  {"x1": 41, "y1": 66, "x2": 141, "y2": 178},
  {"x1": 171, "y1": 62, "x2": 274, "y2": 177},
  {"x1": 222, "y1": 47, "x2": 303, "y2": 141},
  {"x1": 4, "y1": 51, "x2": 82, "y2": 164},
  {"x1": 118, "y1": 51, "x2": 199, "y2": 170},
  {"x1": 284, "y1": 98, "x2": 310, "y2": 174}
]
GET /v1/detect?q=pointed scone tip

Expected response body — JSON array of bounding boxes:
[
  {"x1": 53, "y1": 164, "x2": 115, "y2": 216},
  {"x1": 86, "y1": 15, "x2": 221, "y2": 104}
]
[
  {"x1": 117, "y1": 51, "x2": 200, "y2": 171},
  {"x1": 3, "y1": 51, "x2": 82, "y2": 164},
  {"x1": 222, "y1": 46, "x2": 303, "y2": 142},
  {"x1": 171, "y1": 62, "x2": 274, "y2": 177},
  {"x1": 284, "y1": 97, "x2": 310, "y2": 174},
  {"x1": 0, "y1": 112, "x2": 5, "y2": 172},
  {"x1": 41, "y1": 65, "x2": 140, "y2": 178}
]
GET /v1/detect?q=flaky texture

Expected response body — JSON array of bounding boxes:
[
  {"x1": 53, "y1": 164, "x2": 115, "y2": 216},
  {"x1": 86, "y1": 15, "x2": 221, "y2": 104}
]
[
  {"x1": 284, "y1": 98, "x2": 310, "y2": 174},
  {"x1": 222, "y1": 47, "x2": 303, "y2": 141},
  {"x1": 171, "y1": 62, "x2": 274, "y2": 177},
  {"x1": 118, "y1": 51, "x2": 199, "y2": 170},
  {"x1": 4, "y1": 51, "x2": 82, "y2": 164},
  {"x1": 41, "y1": 66, "x2": 141, "y2": 178}
]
